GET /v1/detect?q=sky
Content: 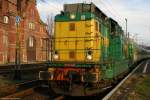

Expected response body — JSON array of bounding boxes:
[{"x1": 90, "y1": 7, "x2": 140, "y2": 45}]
[{"x1": 37, "y1": 0, "x2": 150, "y2": 46}]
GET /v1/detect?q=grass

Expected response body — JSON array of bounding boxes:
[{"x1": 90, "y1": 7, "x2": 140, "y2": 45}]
[
  {"x1": 0, "y1": 76, "x2": 15, "y2": 97},
  {"x1": 0, "y1": 76, "x2": 13, "y2": 87},
  {"x1": 128, "y1": 75, "x2": 150, "y2": 100}
]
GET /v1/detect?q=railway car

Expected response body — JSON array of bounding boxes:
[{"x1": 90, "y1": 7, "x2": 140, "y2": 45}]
[
  {"x1": 134, "y1": 45, "x2": 150, "y2": 61},
  {"x1": 39, "y1": 3, "x2": 137, "y2": 96}
]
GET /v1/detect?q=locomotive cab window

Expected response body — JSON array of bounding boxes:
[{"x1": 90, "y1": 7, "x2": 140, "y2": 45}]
[
  {"x1": 69, "y1": 23, "x2": 75, "y2": 31},
  {"x1": 29, "y1": 37, "x2": 34, "y2": 47}
]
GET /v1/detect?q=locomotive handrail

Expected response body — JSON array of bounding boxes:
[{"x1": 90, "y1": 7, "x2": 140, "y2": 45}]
[{"x1": 49, "y1": 36, "x2": 105, "y2": 39}]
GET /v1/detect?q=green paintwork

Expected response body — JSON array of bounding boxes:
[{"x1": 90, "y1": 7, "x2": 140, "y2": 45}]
[
  {"x1": 49, "y1": 62, "x2": 96, "y2": 68},
  {"x1": 109, "y1": 36, "x2": 124, "y2": 60},
  {"x1": 100, "y1": 19, "x2": 130, "y2": 79}
]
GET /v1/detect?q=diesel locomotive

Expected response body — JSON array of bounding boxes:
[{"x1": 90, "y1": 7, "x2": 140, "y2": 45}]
[{"x1": 39, "y1": 3, "x2": 140, "y2": 96}]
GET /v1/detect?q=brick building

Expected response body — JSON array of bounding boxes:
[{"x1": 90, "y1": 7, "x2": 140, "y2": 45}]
[{"x1": 0, "y1": 0, "x2": 49, "y2": 64}]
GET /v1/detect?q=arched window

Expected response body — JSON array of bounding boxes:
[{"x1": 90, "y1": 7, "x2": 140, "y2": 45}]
[
  {"x1": 3, "y1": 16, "x2": 9, "y2": 24},
  {"x1": 3, "y1": 35, "x2": 8, "y2": 47},
  {"x1": 29, "y1": 22, "x2": 35, "y2": 30},
  {"x1": 29, "y1": 37, "x2": 34, "y2": 47},
  {"x1": 0, "y1": 0, "x2": 2, "y2": 9}
]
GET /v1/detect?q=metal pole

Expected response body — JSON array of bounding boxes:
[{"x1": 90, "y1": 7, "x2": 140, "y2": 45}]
[
  {"x1": 14, "y1": 19, "x2": 21, "y2": 80},
  {"x1": 125, "y1": 18, "x2": 129, "y2": 60},
  {"x1": 125, "y1": 18, "x2": 127, "y2": 38},
  {"x1": 46, "y1": 37, "x2": 50, "y2": 69},
  {"x1": 47, "y1": 38, "x2": 50, "y2": 61}
]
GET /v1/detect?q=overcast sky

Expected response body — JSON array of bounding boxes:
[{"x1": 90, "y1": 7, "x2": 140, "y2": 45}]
[{"x1": 37, "y1": 0, "x2": 150, "y2": 46}]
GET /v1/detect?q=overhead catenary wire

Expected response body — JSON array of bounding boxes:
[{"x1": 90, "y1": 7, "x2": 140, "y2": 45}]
[
  {"x1": 40, "y1": 1, "x2": 62, "y2": 13},
  {"x1": 105, "y1": 0, "x2": 125, "y2": 21},
  {"x1": 98, "y1": 0, "x2": 125, "y2": 26},
  {"x1": 100, "y1": 0, "x2": 122, "y2": 22},
  {"x1": 47, "y1": 0, "x2": 123, "y2": 21},
  {"x1": 51, "y1": 0, "x2": 64, "y2": 11},
  {"x1": 45, "y1": 0, "x2": 126, "y2": 29}
]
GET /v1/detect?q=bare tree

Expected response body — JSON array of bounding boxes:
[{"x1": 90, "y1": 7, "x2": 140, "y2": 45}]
[
  {"x1": 46, "y1": 14, "x2": 54, "y2": 61},
  {"x1": 47, "y1": 14, "x2": 54, "y2": 37}
]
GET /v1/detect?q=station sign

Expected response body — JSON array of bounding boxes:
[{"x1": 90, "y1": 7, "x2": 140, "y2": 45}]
[{"x1": 16, "y1": 16, "x2": 21, "y2": 24}]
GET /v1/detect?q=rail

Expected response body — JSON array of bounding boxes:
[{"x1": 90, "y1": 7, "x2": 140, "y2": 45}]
[
  {"x1": 0, "y1": 80, "x2": 41, "y2": 99},
  {"x1": 54, "y1": 95, "x2": 64, "y2": 100},
  {"x1": 1, "y1": 88, "x2": 34, "y2": 99}
]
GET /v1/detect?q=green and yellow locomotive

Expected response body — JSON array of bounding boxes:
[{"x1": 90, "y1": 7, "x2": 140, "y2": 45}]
[{"x1": 39, "y1": 3, "x2": 135, "y2": 96}]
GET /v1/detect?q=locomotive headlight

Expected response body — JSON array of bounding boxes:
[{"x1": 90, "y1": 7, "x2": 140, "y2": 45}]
[
  {"x1": 86, "y1": 50, "x2": 93, "y2": 60},
  {"x1": 53, "y1": 54, "x2": 59, "y2": 59},
  {"x1": 53, "y1": 51, "x2": 59, "y2": 60},
  {"x1": 87, "y1": 55, "x2": 92, "y2": 60},
  {"x1": 70, "y1": 14, "x2": 76, "y2": 19}
]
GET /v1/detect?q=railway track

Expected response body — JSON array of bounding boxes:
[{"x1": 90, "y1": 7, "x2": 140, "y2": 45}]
[
  {"x1": 54, "y1": 95, "x2": 65, "y2": 100},
  {"x1": 0, "y1": 80, "x2": 65, "y2": 100},
  {"x1": 0, "y1": 80, "x2": 42, "y2": 99},
  {"x1": 1, "y1": 87, "x2": 35, "y2": 99}
]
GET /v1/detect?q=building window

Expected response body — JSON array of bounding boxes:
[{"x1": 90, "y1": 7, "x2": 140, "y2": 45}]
[
  {"x1": 40, "y1": 39, "x2": 43, "y2": 47},
  {"x1": 29, "y1": 37, "x2": 34, "y2": 47},
  {"x1": 40, "y1": 26, "x2": 43, "y2": 32},
  {"x1": 22, "y1": 12, "x2": 26, "y2": 18},
  {"x1": 31, "y1": 9, "x2": 34, "y2": 16},
  {"x1": 41, "y1": 39, "x2": 47, "y2": 51},
  {"x1": 3, "y1": 16, "x2": 9, "y2": 24},
  {"x1": 29, "y1": 22, "x2": 35, "y2": 30},
  {"x1": 69, "y1": 23, "x2": 75, "y2": 31},
  {"x1": 0, "y1": 0, "x2": 2, "y2": 9},
  {"x1": 3, "y1": 35, "x2": 8, "y2": 46}
]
